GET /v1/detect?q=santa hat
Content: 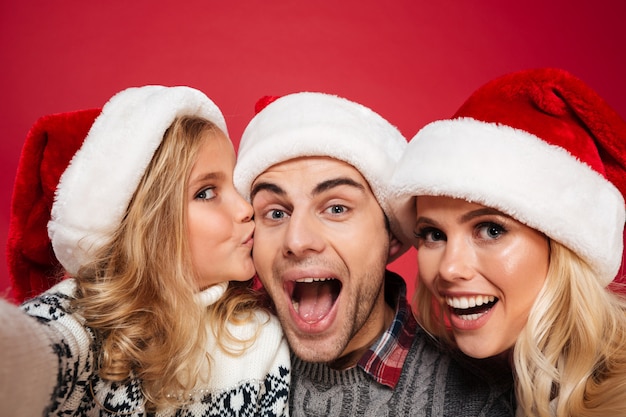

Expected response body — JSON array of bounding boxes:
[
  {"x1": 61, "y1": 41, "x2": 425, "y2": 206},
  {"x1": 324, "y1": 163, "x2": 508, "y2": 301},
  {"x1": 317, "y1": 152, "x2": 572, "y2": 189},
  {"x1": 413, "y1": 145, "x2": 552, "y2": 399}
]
[
  {"x1": 8, "y1": 86, "x2": 227, "y2": 302},
  {"x1": 392, "y1": 68, "x2": 626, "y2": 286},
  {"x1": 233, "y1": 92, "x2": 412, "y2": 260},
  {"x1": 7, "y1": 109, "x2": 100, "y2": 302}
]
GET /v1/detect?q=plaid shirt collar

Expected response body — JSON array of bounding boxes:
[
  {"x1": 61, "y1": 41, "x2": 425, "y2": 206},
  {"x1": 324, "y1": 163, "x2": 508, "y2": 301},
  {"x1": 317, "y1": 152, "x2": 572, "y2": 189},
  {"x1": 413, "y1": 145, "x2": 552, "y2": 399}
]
[{"x1": 357, "y1": 271, "x2": 418, "y2": 388}]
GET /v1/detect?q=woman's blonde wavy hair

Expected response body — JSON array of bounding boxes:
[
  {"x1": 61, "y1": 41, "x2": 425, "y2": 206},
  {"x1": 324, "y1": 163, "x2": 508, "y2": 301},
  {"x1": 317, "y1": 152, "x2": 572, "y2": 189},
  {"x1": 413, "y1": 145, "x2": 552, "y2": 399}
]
[
  {"x1": 71, "y1": 116, "x2": 261, "y2": 411},
  {"x1": 415, "y1": 239, "x2": 626, "y2": 417}
]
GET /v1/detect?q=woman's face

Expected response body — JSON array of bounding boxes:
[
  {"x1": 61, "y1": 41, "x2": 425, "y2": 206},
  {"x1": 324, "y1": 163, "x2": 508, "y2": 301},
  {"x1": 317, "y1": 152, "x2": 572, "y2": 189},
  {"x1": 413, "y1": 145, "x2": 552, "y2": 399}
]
[
  {"x1": 186, "y1": 131, "x2": 255, "y2": 290},
  {"x1": 415, "y1": 195, "x2": 549, "y2": 359}
]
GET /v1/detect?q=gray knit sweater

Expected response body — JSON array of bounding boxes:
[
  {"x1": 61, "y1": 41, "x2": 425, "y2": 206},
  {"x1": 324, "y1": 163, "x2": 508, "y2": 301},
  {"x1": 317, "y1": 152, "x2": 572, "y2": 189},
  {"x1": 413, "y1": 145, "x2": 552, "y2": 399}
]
[{"x1": 290, "y1": 328, "x2": 514, "y2": 416}]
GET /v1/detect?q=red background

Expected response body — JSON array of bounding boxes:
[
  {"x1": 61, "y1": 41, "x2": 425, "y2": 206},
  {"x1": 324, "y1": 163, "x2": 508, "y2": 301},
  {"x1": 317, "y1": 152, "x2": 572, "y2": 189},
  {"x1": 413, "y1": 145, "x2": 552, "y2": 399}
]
[{"x1": 1, "y1": 1, "x2": 625, "y2": 299}]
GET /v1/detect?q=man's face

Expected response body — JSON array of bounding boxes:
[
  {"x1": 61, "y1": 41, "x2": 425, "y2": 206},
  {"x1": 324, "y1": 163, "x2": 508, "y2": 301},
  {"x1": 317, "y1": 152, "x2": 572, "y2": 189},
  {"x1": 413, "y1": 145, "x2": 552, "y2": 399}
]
[{"x1": 251, "y1": 156, "x2": 392, "y2": 362}]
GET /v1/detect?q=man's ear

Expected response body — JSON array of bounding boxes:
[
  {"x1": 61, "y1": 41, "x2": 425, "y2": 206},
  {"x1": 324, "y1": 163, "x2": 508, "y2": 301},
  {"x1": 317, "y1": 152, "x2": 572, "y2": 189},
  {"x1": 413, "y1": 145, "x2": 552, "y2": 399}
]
[{"x1": 388, "y1": 234, "x2": 403, "y2": 259}]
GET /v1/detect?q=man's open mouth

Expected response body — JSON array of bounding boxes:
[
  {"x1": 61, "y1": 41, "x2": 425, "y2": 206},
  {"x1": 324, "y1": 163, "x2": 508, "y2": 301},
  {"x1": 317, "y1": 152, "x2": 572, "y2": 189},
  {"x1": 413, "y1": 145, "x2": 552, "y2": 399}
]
[{"x1": 290, "y1": 278, "x2": 342, "y2": 324}]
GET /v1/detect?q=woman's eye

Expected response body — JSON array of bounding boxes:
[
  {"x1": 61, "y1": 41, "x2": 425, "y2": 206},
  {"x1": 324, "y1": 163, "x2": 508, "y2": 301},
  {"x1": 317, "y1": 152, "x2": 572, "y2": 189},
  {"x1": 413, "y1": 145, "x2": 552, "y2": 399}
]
[
  {"x1": 195, "y1": 187, "x2": 216, "y2": 201},
  {"x1": 414, "y1": 227, "x2": 446, "y2": 242},
  {"x1": 477, "y1": 222, "x2": 506, "y2": 239}
]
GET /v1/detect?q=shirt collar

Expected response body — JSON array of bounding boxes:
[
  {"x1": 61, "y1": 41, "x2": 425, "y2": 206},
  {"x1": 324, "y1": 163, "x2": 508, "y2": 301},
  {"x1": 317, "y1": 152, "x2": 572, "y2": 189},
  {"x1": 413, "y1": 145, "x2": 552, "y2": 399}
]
[{"x1": 357, "y1": 271, "x2": 418, "y2": 388}]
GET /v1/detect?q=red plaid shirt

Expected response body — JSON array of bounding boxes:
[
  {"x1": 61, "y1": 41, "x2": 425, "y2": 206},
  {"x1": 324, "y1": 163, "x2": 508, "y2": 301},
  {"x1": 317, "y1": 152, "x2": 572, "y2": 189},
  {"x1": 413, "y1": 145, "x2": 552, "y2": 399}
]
[{"x1": 357, "y1": 272, "x2": 418, "y2": 388}]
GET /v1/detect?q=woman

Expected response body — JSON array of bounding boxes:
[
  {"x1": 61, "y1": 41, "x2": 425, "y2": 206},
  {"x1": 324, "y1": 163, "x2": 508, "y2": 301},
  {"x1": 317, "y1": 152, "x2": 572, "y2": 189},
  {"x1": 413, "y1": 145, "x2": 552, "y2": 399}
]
[
  {"x1": 0, "y1": 86, "x2": 289, "y2": 416},
  {"x1": 391, "y1": 68, "x2": 626, "y2": 416}
]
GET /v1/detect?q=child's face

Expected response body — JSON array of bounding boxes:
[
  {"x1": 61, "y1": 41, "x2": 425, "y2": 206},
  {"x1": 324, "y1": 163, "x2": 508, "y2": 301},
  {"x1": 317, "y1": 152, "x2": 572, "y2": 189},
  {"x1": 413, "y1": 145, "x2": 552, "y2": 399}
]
[
  {"x1": 186, "y1": 131, "x2": 255, "y2": 290},
  {"x1": 415, "y1": 195, "x2": 549, "y2": 359}
]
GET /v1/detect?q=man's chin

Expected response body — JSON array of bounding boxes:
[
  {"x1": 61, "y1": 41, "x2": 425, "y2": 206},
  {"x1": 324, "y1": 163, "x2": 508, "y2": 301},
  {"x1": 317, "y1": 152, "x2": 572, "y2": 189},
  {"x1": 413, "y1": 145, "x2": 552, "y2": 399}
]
[
  {"x1": 285, "y1": 333, "x2": 344, "y2": 363},
  {"x1": 289, "y1": 344, "x2": 341, "y2": 363}
]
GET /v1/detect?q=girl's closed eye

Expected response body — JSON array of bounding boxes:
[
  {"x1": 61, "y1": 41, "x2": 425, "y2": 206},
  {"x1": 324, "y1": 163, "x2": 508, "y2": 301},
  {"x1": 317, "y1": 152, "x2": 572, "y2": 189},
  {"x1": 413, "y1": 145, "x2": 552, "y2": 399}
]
[{"x1": 195, "y1": 186, "x2": 216, "y2": 201}]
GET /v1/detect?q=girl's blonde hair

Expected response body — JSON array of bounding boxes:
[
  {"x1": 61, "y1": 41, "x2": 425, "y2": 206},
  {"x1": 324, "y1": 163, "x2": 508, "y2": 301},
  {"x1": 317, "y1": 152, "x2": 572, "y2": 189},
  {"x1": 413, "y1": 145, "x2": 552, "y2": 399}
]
[
  {"x1": 415, "y1": 240, "x2": 626, "y2": 417},
  {"x1": 72, "y1": 116, "x2": 260, "y2": 411}
]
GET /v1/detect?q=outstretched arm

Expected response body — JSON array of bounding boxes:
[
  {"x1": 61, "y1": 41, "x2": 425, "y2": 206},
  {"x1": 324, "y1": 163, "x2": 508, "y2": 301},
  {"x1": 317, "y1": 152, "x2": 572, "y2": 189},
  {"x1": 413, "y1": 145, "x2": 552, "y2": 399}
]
[{"x1": 0, "y1": 297, "x2": 58, "y2": 416}]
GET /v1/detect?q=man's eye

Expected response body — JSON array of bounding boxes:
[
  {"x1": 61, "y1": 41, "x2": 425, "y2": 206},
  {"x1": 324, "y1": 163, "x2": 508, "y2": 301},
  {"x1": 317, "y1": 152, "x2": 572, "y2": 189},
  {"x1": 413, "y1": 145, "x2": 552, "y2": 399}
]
[
  {"x1": 195, "y1": 187, "x2": 216, "y2": 201},
  {"x1": 327, "y1": 205, "x2": 347, "y2": 215},
  {"x1": 268, "y1": 209, "x2": 286, "y2": 220}
]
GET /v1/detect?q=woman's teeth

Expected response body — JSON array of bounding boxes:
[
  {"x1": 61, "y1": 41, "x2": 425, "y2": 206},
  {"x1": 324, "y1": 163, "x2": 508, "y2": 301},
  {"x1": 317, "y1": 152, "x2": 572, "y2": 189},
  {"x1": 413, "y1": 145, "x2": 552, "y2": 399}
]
[
  {"x1": 446, "y1": 295, "x2": 497, "y2": 321},
  {"x1": 446, "y1": 295, "x2": 495, "y2": 309}
]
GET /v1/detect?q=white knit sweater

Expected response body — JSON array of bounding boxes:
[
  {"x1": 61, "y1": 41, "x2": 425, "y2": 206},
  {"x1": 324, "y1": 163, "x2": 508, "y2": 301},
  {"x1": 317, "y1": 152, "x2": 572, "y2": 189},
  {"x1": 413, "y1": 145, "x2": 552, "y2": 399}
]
[{"x1": 0, "y1": 279, "x2": 290, "y2": 416}]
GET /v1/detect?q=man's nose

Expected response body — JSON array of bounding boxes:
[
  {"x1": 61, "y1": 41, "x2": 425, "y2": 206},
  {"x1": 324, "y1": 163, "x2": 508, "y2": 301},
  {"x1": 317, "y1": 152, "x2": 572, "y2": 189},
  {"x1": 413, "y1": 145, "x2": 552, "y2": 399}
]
[{"x1": 282, "y1": 211, "x2": 325, "y2": 257}]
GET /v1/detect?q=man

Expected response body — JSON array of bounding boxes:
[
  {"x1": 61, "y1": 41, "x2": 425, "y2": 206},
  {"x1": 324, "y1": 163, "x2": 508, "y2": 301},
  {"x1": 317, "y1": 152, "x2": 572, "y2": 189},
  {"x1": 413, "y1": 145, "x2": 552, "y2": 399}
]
[{"x1": 234, "y1": 92, "x2": 514, "y2": 416}]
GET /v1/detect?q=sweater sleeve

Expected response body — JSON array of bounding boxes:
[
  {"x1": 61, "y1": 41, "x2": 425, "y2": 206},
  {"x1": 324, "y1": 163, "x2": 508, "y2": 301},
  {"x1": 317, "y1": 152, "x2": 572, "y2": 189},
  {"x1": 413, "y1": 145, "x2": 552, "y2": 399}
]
[
  {"x1": 0, "y1": 296, "x2": 59, "y2": 417},
  {"x1": 0, "y1": 279, "x2": 97, "y2": 416}
]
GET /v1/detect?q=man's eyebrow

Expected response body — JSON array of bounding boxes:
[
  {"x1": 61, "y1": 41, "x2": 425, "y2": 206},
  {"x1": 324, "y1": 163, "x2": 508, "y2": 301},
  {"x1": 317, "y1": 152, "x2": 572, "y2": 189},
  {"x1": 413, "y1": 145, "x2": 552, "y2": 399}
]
[
  {"x1": 250, "y1": 182, "x2": 285, "y2": 201},
  {"x1": 313, "y1": 177, "x2": 365, "y2": 195},
  {"x1": 250, "y1": 177, "x2": 366, "y2": 201}
]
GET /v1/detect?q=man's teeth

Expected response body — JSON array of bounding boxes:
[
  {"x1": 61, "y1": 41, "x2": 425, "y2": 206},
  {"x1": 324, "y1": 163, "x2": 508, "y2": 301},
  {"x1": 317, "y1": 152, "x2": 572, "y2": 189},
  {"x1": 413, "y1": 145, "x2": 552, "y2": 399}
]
[
  {"x1": 291, "y1": 278, "x2": 337, "y2": 322},
  {"x1": 291, "y1": 278, "x2": 322, "y2": 313},
  {"x1": 446, "y1": 295, "x2": 495, "y2": 309},
  {"x1": 295, "y1": 277, "x2": 332, "y2": 283}
]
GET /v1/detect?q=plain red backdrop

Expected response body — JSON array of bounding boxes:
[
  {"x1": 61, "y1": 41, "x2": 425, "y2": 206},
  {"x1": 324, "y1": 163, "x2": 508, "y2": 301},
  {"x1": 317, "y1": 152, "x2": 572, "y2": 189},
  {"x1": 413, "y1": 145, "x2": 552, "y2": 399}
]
[{"x1": 1, "y1": 1, "x2": 625, "y2": 301}]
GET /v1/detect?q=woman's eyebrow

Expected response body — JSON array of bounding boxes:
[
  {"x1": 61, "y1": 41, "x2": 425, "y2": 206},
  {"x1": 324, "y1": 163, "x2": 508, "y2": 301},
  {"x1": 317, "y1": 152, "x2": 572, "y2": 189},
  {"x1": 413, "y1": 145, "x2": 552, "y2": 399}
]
[
  {"x1": 459, "y1": 207, "x2": 509, "y2": 223},
  {"x1": 188, "y1": 172, "x2": 223, "y2": 188}
]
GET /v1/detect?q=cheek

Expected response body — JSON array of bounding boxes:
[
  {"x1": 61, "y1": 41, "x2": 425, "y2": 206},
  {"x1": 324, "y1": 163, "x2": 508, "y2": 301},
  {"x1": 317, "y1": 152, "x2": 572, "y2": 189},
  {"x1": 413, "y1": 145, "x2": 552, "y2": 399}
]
[
  {"x1": 492, "y1": 239, "x2": 549, "y2": 298},
  {"x1": 252, "y1": 248, "x2": 268, "y2": 271},
  {"x1": 188, "y1": 229, "x2": 218, "y2": 267},
  {"x1": 341, "y1": 209, "x2": 389, "y2": 250},
  {"x1": 187, "y1": 208, "x2": 230, "y2": 251},
  {"x1": 251, "y1": 229, "x2": 276, "y2": 270},
  {"x1": 417, "y1": 250, "x2": 439, "y2": 289},
  {"x1": 338, "y1": 225, "x2": 389, "y2": 273},
  {"x1": 505, "y1": 236, "x2": 549, "y2": 275}
]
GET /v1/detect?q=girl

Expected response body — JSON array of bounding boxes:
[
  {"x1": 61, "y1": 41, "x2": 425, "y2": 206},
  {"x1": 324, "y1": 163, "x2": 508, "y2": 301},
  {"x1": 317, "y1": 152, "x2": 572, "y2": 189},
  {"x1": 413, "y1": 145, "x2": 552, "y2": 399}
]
[
  {"x1": 391, "y1": 68, "x2": 626, "y2": 416},
  {"x1": 0, "y1": 86, "x2": 290, "y2": 416}
]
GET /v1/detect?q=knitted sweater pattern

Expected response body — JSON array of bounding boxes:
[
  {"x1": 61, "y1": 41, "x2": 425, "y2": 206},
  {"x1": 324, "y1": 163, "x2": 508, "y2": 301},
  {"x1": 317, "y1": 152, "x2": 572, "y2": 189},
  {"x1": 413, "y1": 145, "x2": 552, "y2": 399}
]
[
  {"x1": 290, "y1": 328, "x2": 513, "y2": 416},
  {"x1": 17, "y1": 279, "x2": 290, "y2": 416}
]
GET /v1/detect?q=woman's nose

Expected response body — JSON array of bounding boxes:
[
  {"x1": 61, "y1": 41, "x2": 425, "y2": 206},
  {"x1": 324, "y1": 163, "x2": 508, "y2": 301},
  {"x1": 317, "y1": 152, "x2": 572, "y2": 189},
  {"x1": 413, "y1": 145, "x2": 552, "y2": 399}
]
[{"x1": 437, "y1": 237, "x2": 476, "y2": 282}]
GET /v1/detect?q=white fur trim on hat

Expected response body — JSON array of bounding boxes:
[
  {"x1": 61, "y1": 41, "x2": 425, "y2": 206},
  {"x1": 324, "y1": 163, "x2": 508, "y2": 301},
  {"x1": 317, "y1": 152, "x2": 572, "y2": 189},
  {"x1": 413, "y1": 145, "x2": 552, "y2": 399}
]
[
  {"x1": 392, "y1": 117, "x2": 625, "y2": 285},
  {"x1": 233, "y1": 92, "x2": 411, "y2": 258},
  {"x1": 48, "y1": 85, "x2": 228, "y2": 275}
]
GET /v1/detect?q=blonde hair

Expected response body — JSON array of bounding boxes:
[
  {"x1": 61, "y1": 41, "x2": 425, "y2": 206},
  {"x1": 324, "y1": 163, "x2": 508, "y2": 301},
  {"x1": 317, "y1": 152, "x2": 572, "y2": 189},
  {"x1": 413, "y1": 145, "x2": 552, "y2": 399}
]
[
  {"x1": 414, "y1": 277, "x2": 452, "y2": 345},
  {"x1": 72, "y1": 116, "x2": 261, "y2": 411},
  {"x1": 415, "y1": 240, "x2": 626, "y2": 416}
]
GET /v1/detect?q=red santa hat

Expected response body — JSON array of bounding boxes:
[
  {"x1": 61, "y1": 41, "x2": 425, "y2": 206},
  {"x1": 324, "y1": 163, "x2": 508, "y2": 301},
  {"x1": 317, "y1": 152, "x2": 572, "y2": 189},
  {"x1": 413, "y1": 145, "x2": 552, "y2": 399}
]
[
  {"x1": 7, "y1": 109, "x2": 100, "y2": 302},
  {"x1": 392, "y1": 68, "x2": 626, "y2": 286},
  {"x1": 7, "y1": 86, "x2": 227, "y2": 302},
  {"x1": 233, "y1": 92, "x2": 413, "y2": 261}
]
